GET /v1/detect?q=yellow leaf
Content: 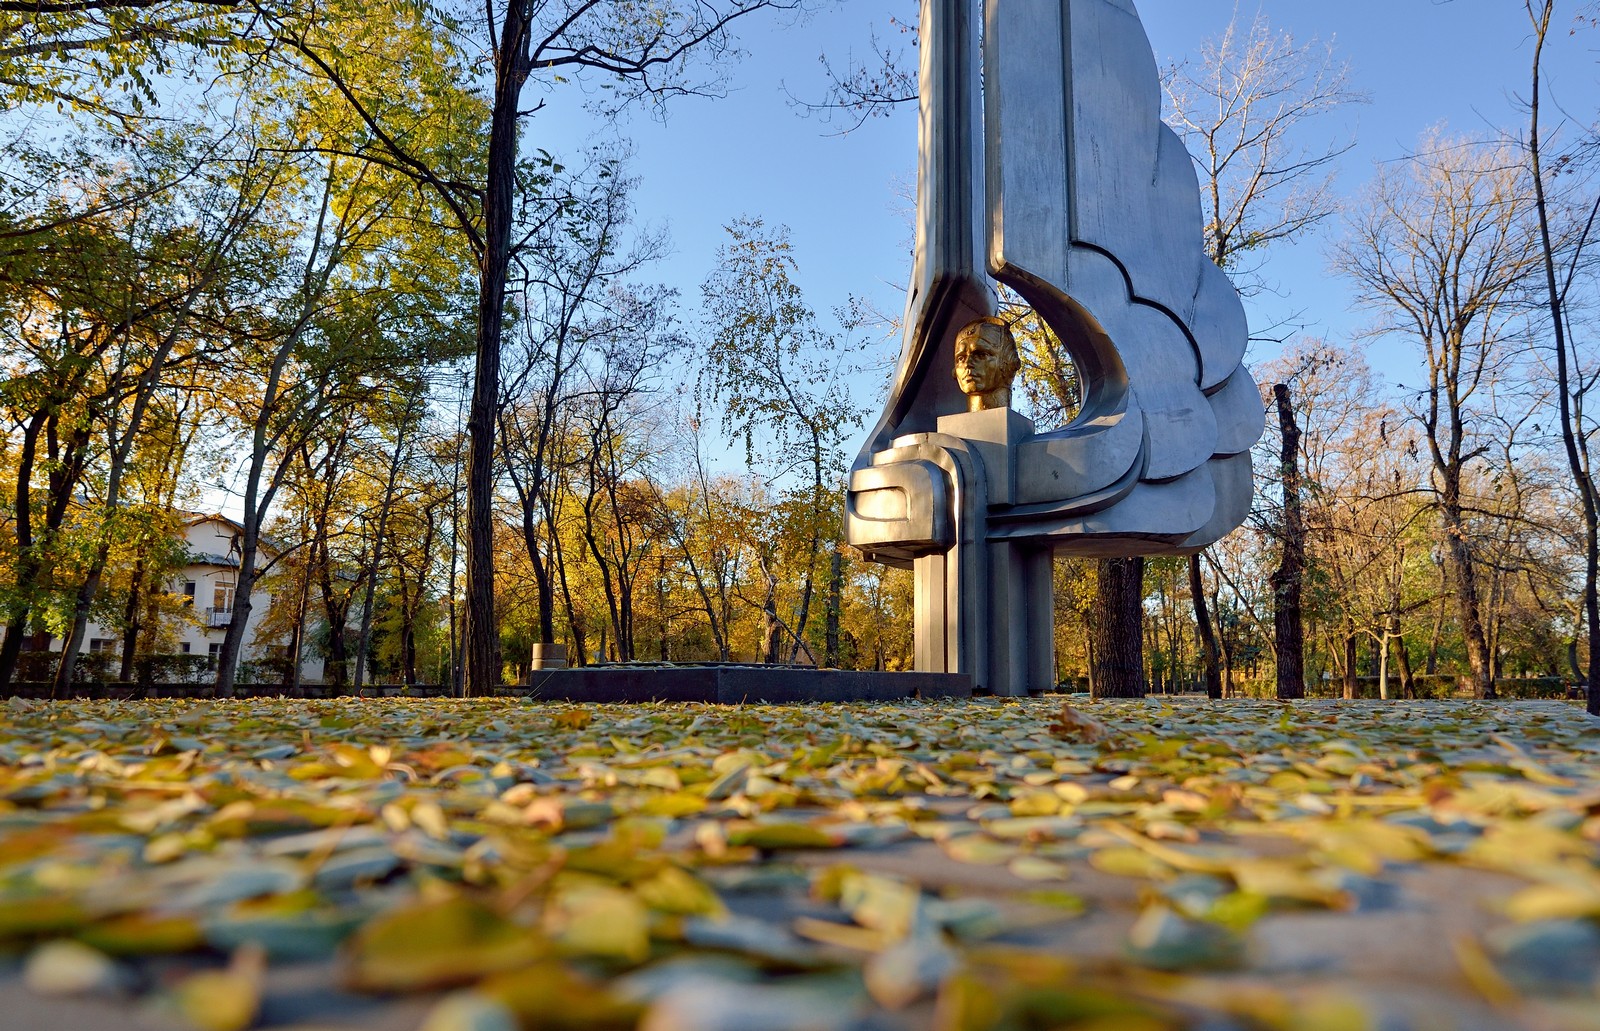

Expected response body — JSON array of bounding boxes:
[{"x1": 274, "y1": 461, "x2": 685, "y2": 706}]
[
  {"x1": 345, "y1": 897, "x2": 544, "y2": 992},
  {"x1": 792, "y1": 915, "x2": 889, "y2": 951},
  {"x1": 638, "y1": 792, "x2": 707, "y2": 818},
  {"x1": 1089, "y1": 847, "x2": 1174, "y2": 880},
  {"x1": 23, "y1": 940, "x2": 125, "y2": 997},
  {"x1": 545, "y1": 885, "x2": 650, "y2": 963},
  {"x1": 1100, "y1": 823, "x2": 1236, "y2": 874},
  {"x1": 725, "y1": 822, "x2": 840, "y2": 850},
  {"x1": 168, "y1": 946, "x2": 263, "y2": 1031},
  {"x1": 553, "y1": 711, "x2": 593, "y2": 731},
  {"x1": 1453, "y1": 936, "x2": 1518, "y2": 1007},
  {"x1": 1007, "y1": 856, "x2": 1072, "y2": 882},
  {"x1": 1503, "y1": 872, "x2": 1600, "y2": 923},
  {"x1": 1228, "y1": 860, "x2": 1352, "y2": 909},
  {"x1": 411, "y1": 801, "x2": 450, "y2": 840},
  {"x1": 479, "y1": 965, "x2": 640, "y2": 1030},
  {"x1": 840, "y1": 871, "x2": 921, "y2": 939},
  {"x1": 1017, "y1": 890, "x2": 1085, "y2": 915},
  {"x1": 941, "y1": 834, "x2": 1019, "y2": 867},
  {"x1": 1007, "y1": 790, "x2": 1061, "y2": 817},
  {"x1": 632, "y1": 867, "x2": 725, "y2": 919},
  {"x1": 78, "y1": 913, "x2": 204, "y2": 955}
]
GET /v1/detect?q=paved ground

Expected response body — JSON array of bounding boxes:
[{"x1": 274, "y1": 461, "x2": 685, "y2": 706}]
[{"x1": 0, "y1": 697, "x2": 1595, "y2": 1031}]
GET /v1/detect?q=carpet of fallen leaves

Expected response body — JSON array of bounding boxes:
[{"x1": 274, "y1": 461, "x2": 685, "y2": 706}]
[{"x1": 0, "y1": 697, "x2": 1597, "y2": 1031}]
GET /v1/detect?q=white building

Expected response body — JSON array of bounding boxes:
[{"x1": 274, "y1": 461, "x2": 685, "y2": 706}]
[{"x1": 57, "y1": 513, "x2": 324, "y2": 683}]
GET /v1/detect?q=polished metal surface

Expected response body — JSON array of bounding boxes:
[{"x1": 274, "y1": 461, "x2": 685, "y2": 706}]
[{"x1": 846, "y1": 0, "x2": 1263, "y2": 696}]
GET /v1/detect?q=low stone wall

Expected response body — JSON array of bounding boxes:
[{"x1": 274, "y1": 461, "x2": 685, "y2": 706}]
[{"x1": 2, "y1": 683, "x2": 454, "y2": 700}]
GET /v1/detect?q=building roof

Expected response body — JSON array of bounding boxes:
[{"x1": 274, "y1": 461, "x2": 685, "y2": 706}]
[{"x1": 180, "y1": 513, "x2": 284, "y2": 564}]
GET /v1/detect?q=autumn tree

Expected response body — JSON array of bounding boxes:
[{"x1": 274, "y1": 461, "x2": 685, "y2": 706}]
[
  {"x1": 498, "y1": 153, "x2": 666, "y2": 652},
  {"x1": 260, "y1": 0, "x2": 815, "y2": 694},
  {"x1": 1163, "y1": 10, "x2": 1362, "y2": 700},
  {"x1": 701, "y1": 219, "x2": 860, "y2": 664},
  {"x1": 1333, "y1": 132, "x2": 1544, "y2": 700}
]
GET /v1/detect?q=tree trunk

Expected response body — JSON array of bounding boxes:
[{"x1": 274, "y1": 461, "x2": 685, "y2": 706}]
[
  {"x1": 54, "y1": 541, "x2": 115, "y2": 697},
  {"x1": 353, "y1": 405, "x2": 416, "y2": 691},
  {"x1": 0, "y1": 412, "x2": 46, "y2": 687},
  {"x1": 760, "y1": 548, "x2": 782, "y2": 665},
  {"x1": 787, "y1": 471, "x2": 824, "y2": 663},
  {"x1": 1269, "y1": 384, "x2": 1306, "y2": 700},
  {"x1": 657, "y1": 553, "x2": 669, "y2": 662},
  {"x1": 462, "y1": 2, "x2": 532, "y2": 697},
  {"x1": 1341, "y1": 621, "x2": 1358, "y2": 700},
  {"x1": 318, "y1": 544, "x2": 352, "y2": 691},
  {"x1": 288, "y1": 542, "x2": 313, "y2": 691},
  {"x1": 1440, "y1": 485, "x2": 1496, "y2": 699},
  {"x1": 825, "y1": 548, "x2": 843, "y2": 669},
  {"x1": 117, "y1": 556, "x2": 146, "y2": 683},
  {"x1": 1189, "y1": 553, "x2": 1222, "y2": 699},
  {"x1": 1395, "y1": 631, "x2": 1415, "y2": 698},
  {"x1": 1090, "y1": 557, "x2": 1146, "y2": 699}
]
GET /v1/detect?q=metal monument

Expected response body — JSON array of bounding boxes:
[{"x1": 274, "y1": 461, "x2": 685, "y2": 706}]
[{"x1": 845, "y1": 0, "x2": 1263, "y2": 696}]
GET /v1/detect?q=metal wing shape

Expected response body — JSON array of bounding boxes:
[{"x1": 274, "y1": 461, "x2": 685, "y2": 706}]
[
  {"x1": 986, "y1": 0, "x2": 1260, "y2": 552},
  {"x1": 852, "y1": 0, "x2": 1260, "y2": 559}
]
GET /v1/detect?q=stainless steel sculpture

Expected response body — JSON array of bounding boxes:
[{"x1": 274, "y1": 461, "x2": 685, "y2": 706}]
[{"x1": 846, "y1": 0, "x2": 1263, "y2": 696}]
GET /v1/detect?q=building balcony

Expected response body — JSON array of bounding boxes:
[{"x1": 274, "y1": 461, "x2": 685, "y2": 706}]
[{"x1": 206, "y1": 607, "x2": 233, "y2": 628}]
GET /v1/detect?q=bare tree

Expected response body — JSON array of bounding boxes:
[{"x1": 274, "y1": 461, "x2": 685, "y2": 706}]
[
  {"x1": 1164, "y1": 10, "x2": 1363, "y2": 701},
  {"x1": 1163, "y1": 12, "x2": 1364, "y2": 293},
  {"x1": 1333, "y1": 132, "x2": 1544, "y2": 699},
  {"x1": 1520, "y1": 0, "x2": 1600, "y2": 716}
]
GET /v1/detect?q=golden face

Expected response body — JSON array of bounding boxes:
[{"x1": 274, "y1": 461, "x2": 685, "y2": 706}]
[{"x1": 954, "y1": 321, "x2": 1019, "y2": 398}]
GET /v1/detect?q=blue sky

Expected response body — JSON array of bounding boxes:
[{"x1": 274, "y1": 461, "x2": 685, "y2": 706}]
[{"x1": 536, "y1": 1, "x2": 1596, "y2": 448}]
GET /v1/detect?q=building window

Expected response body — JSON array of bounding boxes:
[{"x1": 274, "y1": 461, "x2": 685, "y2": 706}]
[
  {"x1": 207, "y1": 642, "x2": 222, "y2": 669},
  {"x1": 89, "y1": 638, "x2": 115, "y2": 654},
  {"x1": 208, "y1": 582, "x2": 236, "y2": 628},
  {"x1": 182, "y1": 582, "x2": 196, "y2": 606},
  {"x1": 179, "y1": 642, "x2": 191, "y2": 654}
]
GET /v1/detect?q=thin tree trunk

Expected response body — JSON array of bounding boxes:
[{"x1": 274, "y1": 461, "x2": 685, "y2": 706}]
[
  {"x1": 1524, "y1": 0, "x2": 1600, "y2": 717},
  {"x1": 825, "y1": 548, "x2": 843, "y2": 669},
  {"x1": 1270, "y1": 384, "x2": 1306, "y2": 700},
  {"x1": 1395, "y1": 631, "x2": 1415, "y2": 698},
  {"x1": 1440, "y1": 482, "x2": 1496, "y2": 699},
  {"x1": 760, "y1": 548, "x2": 782, "y2": 665},
  {"x1": 353, "y1": 403, "x2": 417, "y2": 691},
  {"x1": 657, "y1": 553, "x2": 669, "y2": 662},
  {"x1": 319, "y1": 549, "x2": 352, "y2": 692},
  {"x1": 117, "y1": 557, "x2": 146, "y2": 683},
  {"x1": 289, "y1": 545, "x2": 313, "y2": 690},
  {"x1": 1341, "y1": 621, "x2": 1358, "y2": 700},
  {"x1": 1189, "y1": 553, "x2": 1222, "y2": 699}
]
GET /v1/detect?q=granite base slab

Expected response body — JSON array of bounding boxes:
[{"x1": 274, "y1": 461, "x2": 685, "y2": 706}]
[{"x1": 507, "y1": 666, "x2": 972, "y2": 703}]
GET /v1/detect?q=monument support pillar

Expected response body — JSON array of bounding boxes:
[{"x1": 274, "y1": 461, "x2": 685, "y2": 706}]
[
  {"x1": 846, "y1": 0, "x2": 1261, "y2": 703},
  {"x1": 987, "y1": 542, "x2": 1055, "y2": 697}
]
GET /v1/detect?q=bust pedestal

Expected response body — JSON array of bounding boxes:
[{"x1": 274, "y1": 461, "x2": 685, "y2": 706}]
[
  {"x1": 848, "y1": 408, "x2": 1055, "y2": 697},
  {"x1": 937, "y1": 407, "x2": 1034, "y2": 504},
  {"x1": 934, "y1": 408, "x2": 1054, "y2": 697}
]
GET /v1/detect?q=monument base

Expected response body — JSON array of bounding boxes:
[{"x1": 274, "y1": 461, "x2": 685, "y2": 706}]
[{"x1": 504, "y1": 665, "x2": 972, "y2": 704}]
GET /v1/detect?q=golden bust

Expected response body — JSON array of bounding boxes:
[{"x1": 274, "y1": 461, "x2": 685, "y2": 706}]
[{"x1": 953, "y1": 317, "x2": 1022, "y2": 412}]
